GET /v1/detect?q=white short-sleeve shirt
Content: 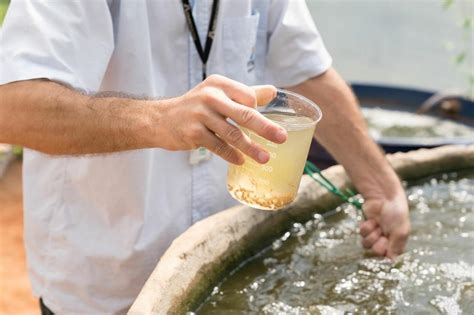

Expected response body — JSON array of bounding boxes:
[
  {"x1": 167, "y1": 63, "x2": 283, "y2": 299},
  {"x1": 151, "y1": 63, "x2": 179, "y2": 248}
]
[{"x1": 0, "y1": 0, "x2": 331, "y2": 313}]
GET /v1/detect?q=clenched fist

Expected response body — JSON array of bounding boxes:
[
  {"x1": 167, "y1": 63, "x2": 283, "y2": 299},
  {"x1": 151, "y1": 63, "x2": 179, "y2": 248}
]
[{"x1": 360, "y1": 192, "x2": 411, "y2": 259}]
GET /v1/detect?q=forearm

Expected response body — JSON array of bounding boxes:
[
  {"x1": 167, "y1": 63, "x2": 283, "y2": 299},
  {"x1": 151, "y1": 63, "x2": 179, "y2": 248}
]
[
  {"x1": 0, "y1": 80, "x2": 157, "y2": 155},
  {"x1": 287, "y1": 68, "x2": 403, "y2": 200},
  {"x1": 0, "y1": 76, "x2": 284, "y2": 165}
]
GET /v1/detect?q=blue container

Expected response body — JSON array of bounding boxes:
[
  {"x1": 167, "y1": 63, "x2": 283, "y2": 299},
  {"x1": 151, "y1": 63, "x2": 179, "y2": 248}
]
[{"x1": 308, "y1": 84, "x2": 474, "y2": 169}]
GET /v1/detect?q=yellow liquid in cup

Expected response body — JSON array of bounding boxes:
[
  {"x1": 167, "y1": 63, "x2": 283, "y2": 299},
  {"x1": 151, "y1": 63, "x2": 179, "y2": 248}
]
[{"x1": 227, "y1": 112, "x2": 316, "y2": 210}]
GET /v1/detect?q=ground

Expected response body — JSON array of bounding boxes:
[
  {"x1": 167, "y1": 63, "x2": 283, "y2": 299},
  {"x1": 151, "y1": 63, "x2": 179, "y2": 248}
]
[{"x1": 0, "y1": 161, "x2": 39, "y2": 315}]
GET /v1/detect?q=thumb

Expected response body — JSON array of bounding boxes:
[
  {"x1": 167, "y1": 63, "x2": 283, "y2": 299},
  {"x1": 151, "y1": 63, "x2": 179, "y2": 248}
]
[{"x1": 252, "y1": 85, "x2": 277, "y2": 106}]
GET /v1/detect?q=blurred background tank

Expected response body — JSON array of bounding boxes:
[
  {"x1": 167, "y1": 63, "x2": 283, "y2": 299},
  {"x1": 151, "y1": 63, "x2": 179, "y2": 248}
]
[
  {"x1": 308, "y1": 84, "x2": 474, "y2": 168},
  {"x1": 306, "y1": 0, "x2": 474, "y2": 168}
]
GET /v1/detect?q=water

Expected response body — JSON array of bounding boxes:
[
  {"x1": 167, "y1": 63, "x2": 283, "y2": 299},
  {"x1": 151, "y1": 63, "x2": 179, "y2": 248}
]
[
  {"x1": 227, "y1": 113, "x2": 316, "y2": 210},
  {"x1": 198, "y1": 171, "x2": 474, "y2": 314},
  {"x1": 362, "y1": 107, "x2": 474, "y2": 140}
]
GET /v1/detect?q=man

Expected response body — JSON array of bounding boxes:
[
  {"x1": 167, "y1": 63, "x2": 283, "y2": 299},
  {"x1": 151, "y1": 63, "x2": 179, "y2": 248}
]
[{"x1": 0, "y1": 0, "x2": 410, "y2": 313}]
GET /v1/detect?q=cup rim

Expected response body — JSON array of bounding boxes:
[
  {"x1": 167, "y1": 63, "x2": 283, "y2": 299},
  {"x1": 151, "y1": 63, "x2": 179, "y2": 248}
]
[{"x1": 274, "y1": 88, "x2": 323, "y2": 124}]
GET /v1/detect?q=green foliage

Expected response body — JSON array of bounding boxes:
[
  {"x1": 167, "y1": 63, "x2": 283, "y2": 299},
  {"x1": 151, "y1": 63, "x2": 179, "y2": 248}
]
[
  {"x1": 443, "y1": 0, "x2": 454, "y2": 10},
  {"x1": 463, "y1": 17, "x2": 472, "y2": 29},
  {"x1": 0, "y1": 0, "x2": 9, "y2": 25},
  {"x1": 442, "y1": 0, "x2": 474, "y2": 99},
  {"x1": 455, "y1": 52, "x2": 466, "y2": 64},
  {"x1": 12, "y1": 146, "x2": 23, "y2": 158}
]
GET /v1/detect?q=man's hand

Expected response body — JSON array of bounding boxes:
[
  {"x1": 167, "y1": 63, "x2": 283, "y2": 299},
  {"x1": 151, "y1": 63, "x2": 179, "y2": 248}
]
[
  {"x1": 0, "y1": 76, "x2": 286, "y2": 158},
  {"x1": 360, "y1": 193, "x2": 410, "y2": 259},
  {"x1": 287, "y1": 67, "x2": 411, "y2": 259},
  {"x1": 155, "y1": 74, "x2": 287, "y2": 165}
]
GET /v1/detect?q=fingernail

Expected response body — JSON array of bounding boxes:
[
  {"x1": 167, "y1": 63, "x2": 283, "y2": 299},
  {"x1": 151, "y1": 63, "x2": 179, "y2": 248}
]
[
  {"x1": 276, "y1": 128, "x2": 287, "y2": 143},
  {"x1": 258, "y1": 151, "x2": 269, "y2": 163}
]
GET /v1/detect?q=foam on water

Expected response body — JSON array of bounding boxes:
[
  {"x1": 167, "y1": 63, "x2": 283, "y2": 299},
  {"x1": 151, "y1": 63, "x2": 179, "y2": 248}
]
[
  {"x1": 196, "y1": 172, "x2": 474, "y2": 314},
  {"x1": 361, "y1": 107, "x2": 474, "y2": 140}
]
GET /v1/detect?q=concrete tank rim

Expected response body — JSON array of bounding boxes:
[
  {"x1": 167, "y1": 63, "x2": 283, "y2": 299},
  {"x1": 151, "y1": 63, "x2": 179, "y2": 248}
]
[{"x1": 128, "y1": 145, "x2": 474, "y2": 315}]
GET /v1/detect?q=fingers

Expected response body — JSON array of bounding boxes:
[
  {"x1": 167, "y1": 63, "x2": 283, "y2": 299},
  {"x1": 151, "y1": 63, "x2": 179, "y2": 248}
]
[
  {"x1": 359, "y1": 219, "x2": 388, "y2": 256},
  {"x1": 252, "y1": 85, "x2": 277, "y2": 106},
  {"x1": 195, "y1": 75, "x2": 286, "y2": 152},
  {"x1": 360, "y1": 219, "x2": 405, "y2": 258},
  {"x1": 372, "y1": 236, "x2": 389, "y2": 256},
  {"x1": 204, "y1": 75, "x2": 278, "y2": 108},
  {"x1": 208, "y1": 96, "x2": 287, "y2": 145},
  {"x1": 205, "y1": 74, "x2": 258, "y2": 108},
  {"x1": 204, "y1": 112, "x2": 270, "y2": 164},
  {"x1": 359, "y1": 193, "x2": 411, "y2": 259},
  {"x1": 360, "y1": 222, "x2": 408, "y2": 258},
  {"x1": 199, "y1": 128, "x2": 244, "y2": 165},
  {"x1": 359, "y1": 219, "x2": 378, "y2": 237},
  {"x1": 386, "y1": 223, "x2": 410, "y2": 259},
  {"x1": 361, "y1": 227, "x2": 382, "y2": 249}
]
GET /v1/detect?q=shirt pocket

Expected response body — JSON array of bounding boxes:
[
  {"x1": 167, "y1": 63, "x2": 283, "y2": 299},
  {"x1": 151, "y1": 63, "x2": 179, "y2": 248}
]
[{"x1": 222, "y1": 12, "x2": 260, "y2": 85}]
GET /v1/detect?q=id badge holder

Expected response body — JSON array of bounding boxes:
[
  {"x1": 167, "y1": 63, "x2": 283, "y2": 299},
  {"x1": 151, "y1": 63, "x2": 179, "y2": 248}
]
[{"x1": 189, "y1": 147, "x2": 212, "y2": 165}]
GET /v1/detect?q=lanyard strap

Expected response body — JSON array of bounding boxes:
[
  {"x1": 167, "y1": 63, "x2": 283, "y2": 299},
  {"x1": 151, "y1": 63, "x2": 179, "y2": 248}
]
[{"x1": 181, "y1": 0, "x2": 220, "y2": 80}]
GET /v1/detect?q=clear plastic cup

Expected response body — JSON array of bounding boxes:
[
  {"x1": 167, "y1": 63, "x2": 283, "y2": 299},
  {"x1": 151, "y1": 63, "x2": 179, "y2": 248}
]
[{"x1": 227, "y1": 89, "x2": 322, "y2": 210}]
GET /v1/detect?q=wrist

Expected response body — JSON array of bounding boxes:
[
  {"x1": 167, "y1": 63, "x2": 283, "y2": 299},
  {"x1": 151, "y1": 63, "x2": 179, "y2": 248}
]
[
  {"x1": 140, "y1": 97, "x2": 179, "y2": 150},
  {"x1": 138, "y1": 99, "x2": 163, "y2": 149},
  {"x1": 357, "y1": 166, "x2": 405, "y2": 202}
]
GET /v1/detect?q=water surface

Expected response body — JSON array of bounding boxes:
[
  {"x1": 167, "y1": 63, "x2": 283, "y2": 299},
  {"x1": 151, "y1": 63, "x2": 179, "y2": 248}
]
[
  {"x1": 362, "y1": 107, "x2": 474, "y2": 140},
  {"x1": 196, "y1": 171, "x2": 474, "y2": 314}
]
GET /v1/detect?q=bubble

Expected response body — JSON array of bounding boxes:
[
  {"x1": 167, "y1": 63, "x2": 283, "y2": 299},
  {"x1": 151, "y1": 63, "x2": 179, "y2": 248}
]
[
  {"x1": 313, "y1": 213, "x2": 323, "y2": 222},
  {"x1": 250, "y1": 282, "x2": 259, "y2": 290},
  {"x1": 263, "y1": 257, "x2": 278, "y2": 268},
  {"x1": 272, "y1": 239, "x2": 282, "y2": 250},
  {"x1": 291, "y1": 222, "x2": 306, "y2": 237},
  {"x1": 430, "y1": 295, "x2": 462, "y2": 315},
  {"x1": 281, "y1": 232, "x2": 291, "y2": 241},
  {"x1": 304, "y1": 220, "x2": 314, "y2": 231},
  {"x1": 262, "y1": 302, "x2": 310, "y2": 315}
]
